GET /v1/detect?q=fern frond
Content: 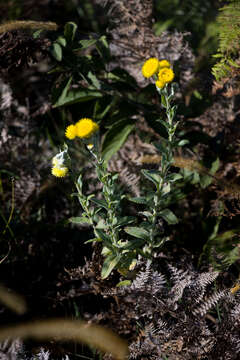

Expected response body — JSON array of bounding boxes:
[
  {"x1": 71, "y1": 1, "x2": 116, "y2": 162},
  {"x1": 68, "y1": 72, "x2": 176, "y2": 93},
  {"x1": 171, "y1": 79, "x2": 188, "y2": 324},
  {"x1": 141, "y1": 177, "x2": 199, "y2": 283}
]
[
  {"x1": 196, "y1": 271, "x2": 219, "y2": 290},
  {"x1": 168, "y1": 264, "x2": 189, "y2": 284},
  {"x1": 131, "y1": 261, "x2": 151, "y2": 291},
  {"x1": 192, "y1": 290, "x2": 226, "y2": 317},
  {"x1": 212, "y1": 0, "x2": 240, "y2": 80}
]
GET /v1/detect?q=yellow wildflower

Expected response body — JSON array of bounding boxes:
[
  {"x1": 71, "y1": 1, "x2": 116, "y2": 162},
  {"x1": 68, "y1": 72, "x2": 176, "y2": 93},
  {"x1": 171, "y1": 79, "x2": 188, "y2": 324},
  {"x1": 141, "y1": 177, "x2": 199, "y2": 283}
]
[
  {"x1": 158, "y1": 67, "x2": 175, "y2": 84},
  {"x1": 75, "y1": 118, "x2": 99, "y2": 139},
  {"x1": 51, "y1": 166, "x2": 68, "y2": 177},
  {"x1": 65, "y1": 124, "x2": 78, "y2": 140},
  {"x1": 155, "y1": 79, "x2": 166, "y2": 89},
  {"x1": 158, "y1": 60, "x2": 171, "y2": 69},
  {"x1": 142, "y1": 58, "x2": 159, "y2": 78}
]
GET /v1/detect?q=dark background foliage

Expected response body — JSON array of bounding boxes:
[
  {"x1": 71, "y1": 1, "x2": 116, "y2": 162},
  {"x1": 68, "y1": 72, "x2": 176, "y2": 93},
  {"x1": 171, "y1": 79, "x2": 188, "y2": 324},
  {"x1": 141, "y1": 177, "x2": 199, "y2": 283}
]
[{"x1": 1, "y1": 0, "x2": 240, "y2": 359}]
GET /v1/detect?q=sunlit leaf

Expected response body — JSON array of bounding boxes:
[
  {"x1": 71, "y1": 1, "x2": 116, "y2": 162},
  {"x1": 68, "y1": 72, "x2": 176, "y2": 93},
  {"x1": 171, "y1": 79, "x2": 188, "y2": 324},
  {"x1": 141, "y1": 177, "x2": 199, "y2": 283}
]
[
  {"x1": 102, "y1": 119, "x2": 135, "y2": 162},
  {"x1": 124, "y1": 226, "x2": 149, "y2": 240},
  {"x1": 101, "y1": 254, "x2": 121, "y2": 279},
  {"x1": 159, "y1": 208, "x2": 178, "y2": 225}
]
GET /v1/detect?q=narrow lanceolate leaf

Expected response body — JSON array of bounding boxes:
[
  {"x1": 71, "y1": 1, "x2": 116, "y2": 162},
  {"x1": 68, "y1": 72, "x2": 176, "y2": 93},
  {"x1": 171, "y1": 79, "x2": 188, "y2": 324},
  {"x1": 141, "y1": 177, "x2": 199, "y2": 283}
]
[
  {"x1": 53, "y1": 88, "x2": 102, "y2": 108},
  {"x1": 141, "y1": 169, "x2": 161, "y2": 187},
  {"x1": 166, "y1": 173, "x2": 183, "y2": 182},
  {"x1": 139, "y1": 211, "x2": 153, "y2": 219},
  {"x1": 120, "y1": 238, "x2": 145, "y2": 250},
  {"x1": 116, "y1": 280, "x2": 131, "y2": 287},
  {"x1": 128, "y1": 197, "x2": 147, "y2": 204},
  {"x1": 87, "y1": 71, "x2": 101, "y2": 89},
  {"x1": 177, "y1": 139, "x2": 189, "y2": 147},
  {"x1": 90, "y1": 198, "x2": 108, "y2": 210},
  {"x1": 94, "y1": 229, "x2": 112, "y2": 245},
  {"x1": 84, "y1": 238, "x2": 101, "y2": 244},
  {"x1": 101, "y1": 254, "x2": 121, "y2": 279},
  {"x1": 101, "y1": 119, "x2": 135, "y2": 162},
  {"x1": 159, "y1": 208, "x2": 178, "y2": 225},
  {"x1": 124, "y1": 226, "x2": 149, "y2": 241},
  {"x1": 69, "y1": 217, "x2": 91, "y2": 225},
  {"x1": 52, "y1": 77, "x2": 72, "y2": 106},
  {"x1": 79, "y1": 38, "x2": 98, "y2": 49},
  {"x1": 115, "y1": 216, "x2": 136, "y2": 228}
]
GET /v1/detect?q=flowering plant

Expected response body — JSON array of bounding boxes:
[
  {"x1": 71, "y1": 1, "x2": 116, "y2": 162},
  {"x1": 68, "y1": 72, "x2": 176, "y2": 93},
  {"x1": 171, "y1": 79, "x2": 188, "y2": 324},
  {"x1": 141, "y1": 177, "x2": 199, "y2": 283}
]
[{"x1": 51, "y1": 55, "x2": 186, "y2": 279}]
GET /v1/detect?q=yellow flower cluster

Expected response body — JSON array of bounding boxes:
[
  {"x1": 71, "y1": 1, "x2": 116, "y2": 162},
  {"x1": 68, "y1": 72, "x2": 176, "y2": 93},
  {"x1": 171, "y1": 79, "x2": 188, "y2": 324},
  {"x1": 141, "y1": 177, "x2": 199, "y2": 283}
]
[
  {"x1": 65, "y1": 118, "x2": 99, "y2": 140},
  {"x1": 141, "y1": 58, "x2": 174, "y2": 89}
]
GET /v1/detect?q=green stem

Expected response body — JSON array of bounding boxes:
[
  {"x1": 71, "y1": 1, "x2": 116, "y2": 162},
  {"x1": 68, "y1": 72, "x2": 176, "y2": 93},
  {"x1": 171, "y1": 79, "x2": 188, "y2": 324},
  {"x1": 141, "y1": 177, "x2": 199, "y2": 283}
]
[
  {"x1": 75, "y1": 184, "x2": 95, "y2": 230},
  {"x1": 149, "y1": 84, "x2": 177, "y2": 249},
  {"x1": 94, "y1": 154, "x2": 120, "y2": 252}
]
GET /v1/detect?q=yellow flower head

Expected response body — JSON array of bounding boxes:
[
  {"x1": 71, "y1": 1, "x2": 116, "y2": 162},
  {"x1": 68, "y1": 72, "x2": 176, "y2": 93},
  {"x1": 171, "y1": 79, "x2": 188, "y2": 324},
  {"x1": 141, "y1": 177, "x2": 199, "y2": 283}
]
[
  {"x1": 155, "y1": 79, "x2": 166, "y2": 89},
  {"x1": 158, "y1": 67, "x2": 175, "y2": 84},
  {"x1": 65, "y1": 124, "x2": 78, "y2": 140},
  {"x1": 142, "y1": 58, "x2": 159, "y2": 78},
  {"x1": 51, "y1": 166, "x2": 68, "y2": 178},
  {"x1": 158, "y1": 60, "x2": 171, "y2": 69},
  {"x1": 75, "y1": 118, "x2": 99, "y2": 139}
]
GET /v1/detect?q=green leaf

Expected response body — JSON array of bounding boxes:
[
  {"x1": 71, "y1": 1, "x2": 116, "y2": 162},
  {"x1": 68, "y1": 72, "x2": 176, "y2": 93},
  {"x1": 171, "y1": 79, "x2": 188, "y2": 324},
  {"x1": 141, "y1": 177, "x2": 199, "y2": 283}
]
[
  {"x1": 159, "y1": 208, "x2": 178, "y2": 225},
  {"x1": 141, "y1": 169, "x2": 161, "y2": 187},
  {"x1": 69, "y1": 216, "x2": 91, "y2": 225},
  {"x1": 52, "y1": 42, "x2": 62, "y2": 61},
  {"x1": 212, "y1": 53, "x2": 223, "y2": 58},
  {"x1": 95, "y1": 229, "x2": 112, "y2": 245},
  {"x1": 153, "y1": 19, "x2": 174, "y2": 35},
  {"x1": 90, "y1": 198, "x2": 108, "y2": 210},
  {"x1": 96, "y1": 219, "x2": 107, "y2": 229},
  {"x1": 115, "y1": 216, "x2": 136, "y2": 228},
  {"x1": 64, "y1": 22, "x2": 77, "y2": 43},
  {"x1": 96, "y1": 35, "x2": 110, "y2": 61},
  {"x1": 228, "y1": 58, "x2": 240, "y2": 68},
  {"x1": 56, "y1": 36, "x2": 67, "y2": 47},
  {"x1": 101, "y1": 246, "x2": 111, "y2": 256},
  {"x1": 79, "y1": 38, "x2": 98, "y2": 49},
  {"x1": 199, "y1": 174, "x2": 212, "y2": 189},
  {"x1": 101, "y1": 254, "x2": 121, "y2": 279},
  {"x1": 154, "y1": 140, "x2": 169, "y2": 155},
  {"x1": 193, "y1": 90, "x2": 203, "y2": 100},
  {"x1": 178, "y1": 139, "x2": 189, "y2": 147},
  {"x1": 84, "y1": 238, "x2": 101, "y2": 244},
  {"x1": 33, "y1": 29, "x2": 43, "y2": 39},
  {"x1": 119, "y1": 238, "x2": 145, "y2": 250},
  {"x1": 139, "y1": 211, "x2": 152, "y2": 219},
  {"x1": 166, "y1": 173, "x2": 183, "y2": 182},
  {"x1": 124, "y1": 226, "x2": 149, "y2": 241},
  {"x1": 52, "y1": 77, "x2": 72, "y2": 106},
  {"x1": 128, "y1": 197, "x2": 147, "y2": 204},
  {"x1": 161, "y1": 94, "x2": 167, "y2": 108},
  {"x1": 116, "y1": 280, "x2": 131, "y2": 287},
  {"x1": 210, "y1": 158, "x2": 220, "y2": 175},
  {"x1": 87, "y1": 71, "x2": 100, "y2": 89},
  {"x1": 53, "y1": 87, "x2": 102, "y2": 107},
  {"x1": 102, "y1": 119, "x2": 135, "y2": 162},
  {"x1": 155, "y1": 118, "x2": 170, "y2": 131}
]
